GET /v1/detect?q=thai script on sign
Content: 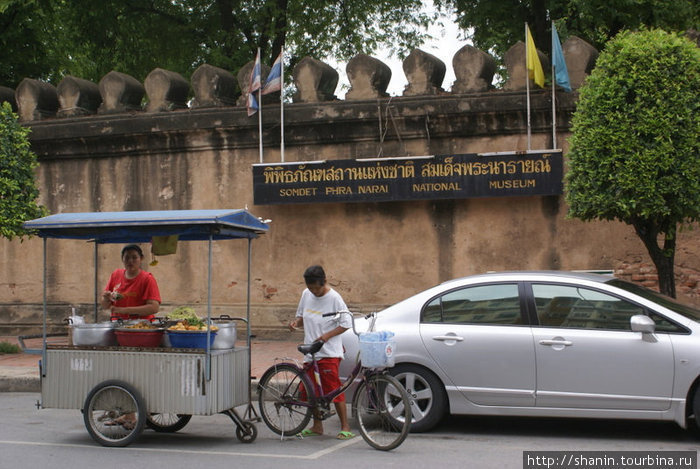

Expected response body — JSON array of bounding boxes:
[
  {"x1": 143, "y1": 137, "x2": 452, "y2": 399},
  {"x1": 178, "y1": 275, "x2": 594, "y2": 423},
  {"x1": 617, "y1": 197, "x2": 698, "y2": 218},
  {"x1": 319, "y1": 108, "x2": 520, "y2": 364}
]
[
  {"x1": 252, "y1": 151, "x2": 563, "y2": 205},
  {"x1": 420, "y1": 156, "x2": 552, "y2": 178},
  {"x1": 263, "y1": 161, "x2": 417, "y2": 184}
]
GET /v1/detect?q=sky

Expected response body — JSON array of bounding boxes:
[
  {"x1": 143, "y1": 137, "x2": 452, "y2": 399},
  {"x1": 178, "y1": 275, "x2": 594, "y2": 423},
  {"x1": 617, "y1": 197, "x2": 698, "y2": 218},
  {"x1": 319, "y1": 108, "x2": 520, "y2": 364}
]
[{"x1": 331, "y1": 5, "x2": 469, "y2": 98}]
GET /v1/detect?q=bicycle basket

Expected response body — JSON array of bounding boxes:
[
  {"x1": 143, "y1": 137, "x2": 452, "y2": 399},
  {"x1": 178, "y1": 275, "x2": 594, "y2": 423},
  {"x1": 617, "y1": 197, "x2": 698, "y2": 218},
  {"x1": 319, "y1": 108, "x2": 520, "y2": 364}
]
[{"x1": 358, "y1": 331, "x2": 396, "y2": 368}]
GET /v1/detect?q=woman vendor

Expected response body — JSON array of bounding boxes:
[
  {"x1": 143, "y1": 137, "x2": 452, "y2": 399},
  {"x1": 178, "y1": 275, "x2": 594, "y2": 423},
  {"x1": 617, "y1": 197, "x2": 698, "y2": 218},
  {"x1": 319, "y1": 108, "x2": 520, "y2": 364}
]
[{"x1": 101, "y1": 244, "x2": 161, "y2": 321}]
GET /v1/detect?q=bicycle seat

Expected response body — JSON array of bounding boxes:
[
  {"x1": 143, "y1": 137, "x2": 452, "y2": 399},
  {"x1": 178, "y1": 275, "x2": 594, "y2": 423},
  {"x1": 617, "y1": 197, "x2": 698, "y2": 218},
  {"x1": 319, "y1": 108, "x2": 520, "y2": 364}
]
[{"x1": 298, "y1": 340, "x2": 324, "y2": 355}]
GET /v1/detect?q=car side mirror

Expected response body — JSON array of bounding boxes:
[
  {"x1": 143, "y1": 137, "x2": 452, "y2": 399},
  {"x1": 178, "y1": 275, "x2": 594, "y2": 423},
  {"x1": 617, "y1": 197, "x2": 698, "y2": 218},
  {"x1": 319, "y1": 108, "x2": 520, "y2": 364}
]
[{"x1": 630, "y1": 314, "x2": 655, "y2": 334}]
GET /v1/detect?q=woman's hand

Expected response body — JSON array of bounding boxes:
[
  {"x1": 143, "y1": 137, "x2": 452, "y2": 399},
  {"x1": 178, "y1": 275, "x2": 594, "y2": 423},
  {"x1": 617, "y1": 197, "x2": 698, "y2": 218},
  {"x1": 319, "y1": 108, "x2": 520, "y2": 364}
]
[
  {"x1": 289, "y1": 317, "x2": 302, "y2": 331},
  {"x1": 100, "y1": 291, "x2": 113, "y2": 310}
]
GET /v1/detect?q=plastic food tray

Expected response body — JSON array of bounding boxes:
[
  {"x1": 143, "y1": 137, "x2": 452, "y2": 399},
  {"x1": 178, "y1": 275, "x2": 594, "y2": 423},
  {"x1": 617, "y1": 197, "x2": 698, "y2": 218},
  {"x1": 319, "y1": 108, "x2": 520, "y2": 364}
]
[
  {"x1": 115, "y1": 329, "x2": 164, "y2": 347},
  {"x1": 167, "y1": 330, "x2": 217, "y2": 349}
]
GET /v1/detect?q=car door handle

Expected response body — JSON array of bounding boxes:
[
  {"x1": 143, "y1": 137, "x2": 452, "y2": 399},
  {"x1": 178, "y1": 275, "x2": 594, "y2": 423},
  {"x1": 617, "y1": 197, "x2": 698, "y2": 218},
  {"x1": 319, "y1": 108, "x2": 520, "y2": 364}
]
[
  {"x1": 432, "y1": 335, "x2": 464, "y2": 342},
  {"x1": 539, "y1": 339, "x2": 573, "y2": 346}
]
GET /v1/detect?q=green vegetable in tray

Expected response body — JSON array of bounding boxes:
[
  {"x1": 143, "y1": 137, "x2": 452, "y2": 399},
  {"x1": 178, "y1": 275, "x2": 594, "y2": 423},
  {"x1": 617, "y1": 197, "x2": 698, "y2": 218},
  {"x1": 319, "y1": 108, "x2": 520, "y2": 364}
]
[{"x1": 169, "y1": 306, "x2": 199, "y2": 323}]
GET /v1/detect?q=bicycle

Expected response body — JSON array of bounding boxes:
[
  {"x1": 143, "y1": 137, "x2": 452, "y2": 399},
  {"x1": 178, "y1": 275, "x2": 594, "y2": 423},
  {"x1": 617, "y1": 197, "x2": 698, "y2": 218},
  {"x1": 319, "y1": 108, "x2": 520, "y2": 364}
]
[{"x1": 257, "y1": 311, "x2": 412, "y2": 451}]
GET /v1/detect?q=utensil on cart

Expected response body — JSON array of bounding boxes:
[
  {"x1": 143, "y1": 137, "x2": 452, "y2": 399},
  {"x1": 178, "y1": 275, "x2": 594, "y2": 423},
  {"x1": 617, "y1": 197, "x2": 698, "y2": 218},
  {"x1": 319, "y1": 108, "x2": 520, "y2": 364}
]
[
  {"x1": 66, "y1": 317, "x2": 118, "y2": 347},
  {"x1": 211, "y1": 315, "x2": 244, "y2": 349}
]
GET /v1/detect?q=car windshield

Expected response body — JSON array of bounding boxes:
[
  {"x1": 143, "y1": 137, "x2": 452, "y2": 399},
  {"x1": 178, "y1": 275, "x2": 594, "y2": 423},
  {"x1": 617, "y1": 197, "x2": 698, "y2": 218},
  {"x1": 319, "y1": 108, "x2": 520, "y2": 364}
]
[{"x1": 607, "y1": 278, "x2": 700, "y2": 321}]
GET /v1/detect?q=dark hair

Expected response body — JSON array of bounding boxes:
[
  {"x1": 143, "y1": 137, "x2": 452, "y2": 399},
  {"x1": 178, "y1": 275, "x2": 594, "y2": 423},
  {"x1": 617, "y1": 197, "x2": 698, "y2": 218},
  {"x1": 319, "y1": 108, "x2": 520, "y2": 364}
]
[
  {"x1": 303, "y1": 265, "x2": 326, "y2": 285},
  {"x1": 121, "y1": 244, "x2": 144, "y2": 259}
]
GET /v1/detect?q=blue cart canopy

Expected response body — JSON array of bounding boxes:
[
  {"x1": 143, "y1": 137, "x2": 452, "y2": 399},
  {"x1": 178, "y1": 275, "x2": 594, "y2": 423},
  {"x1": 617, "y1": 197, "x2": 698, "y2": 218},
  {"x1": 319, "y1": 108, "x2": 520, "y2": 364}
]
[{"x1": 23, "y1": 209, "x2": 269, "y2": 243}]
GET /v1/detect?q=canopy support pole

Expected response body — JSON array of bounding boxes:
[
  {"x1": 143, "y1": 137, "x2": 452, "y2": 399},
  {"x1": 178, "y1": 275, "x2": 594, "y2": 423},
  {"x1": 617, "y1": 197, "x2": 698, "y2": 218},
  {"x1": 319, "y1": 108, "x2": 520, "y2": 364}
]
[
  {"x1": 42, "y1": 237, "x2": 47, "y2": 377},
  {"x1": 246, "y1": 238, "x2": 252, "y2": 350},
  {"x1": 205, "y1": 234, "x2": 213, "y2": 381},
  {"x1": 244, "y1": 237, "x2": 259, "y2": 420},
  {"x1": 93, "y1": 242, "x2": 99, "y2": 322}
]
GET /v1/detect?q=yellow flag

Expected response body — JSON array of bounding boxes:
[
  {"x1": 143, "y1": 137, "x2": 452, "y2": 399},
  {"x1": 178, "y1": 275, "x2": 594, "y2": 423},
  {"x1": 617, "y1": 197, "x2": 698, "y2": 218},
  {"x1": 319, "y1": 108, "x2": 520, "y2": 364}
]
[{"x1": 526, "y1": 24, "x2": 545, "y2": 88}]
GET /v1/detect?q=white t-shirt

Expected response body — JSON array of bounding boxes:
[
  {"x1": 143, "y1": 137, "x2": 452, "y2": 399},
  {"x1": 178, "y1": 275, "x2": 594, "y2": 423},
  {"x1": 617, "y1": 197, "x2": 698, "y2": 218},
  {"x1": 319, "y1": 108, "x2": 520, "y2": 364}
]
[{"x1": 295, "y1": 287, "x2": 351, "y2": 360}]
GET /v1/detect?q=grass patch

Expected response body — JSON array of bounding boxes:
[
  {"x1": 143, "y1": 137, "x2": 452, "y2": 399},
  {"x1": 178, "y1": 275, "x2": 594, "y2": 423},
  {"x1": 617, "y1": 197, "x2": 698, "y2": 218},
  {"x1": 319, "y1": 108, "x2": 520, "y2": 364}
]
[{"x1": 0, "y1": 341, "x2": 22, "y2": 354}]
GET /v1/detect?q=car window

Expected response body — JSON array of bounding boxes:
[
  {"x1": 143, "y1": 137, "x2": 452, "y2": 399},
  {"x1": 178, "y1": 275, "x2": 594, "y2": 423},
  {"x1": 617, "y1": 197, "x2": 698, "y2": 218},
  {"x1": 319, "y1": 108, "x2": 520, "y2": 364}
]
[
  {"x1": 422, "y1": 284, "x2": 522, "y2": 325},
  {"x1": 606, "y1": 278, "x2": 700, "y2": 322},
  {"x1": 647, "y1": 312, "x2": 686, "y2": 333},
  {"x1": 532, "y1": 284, "x2": 645, "y2": 330}
]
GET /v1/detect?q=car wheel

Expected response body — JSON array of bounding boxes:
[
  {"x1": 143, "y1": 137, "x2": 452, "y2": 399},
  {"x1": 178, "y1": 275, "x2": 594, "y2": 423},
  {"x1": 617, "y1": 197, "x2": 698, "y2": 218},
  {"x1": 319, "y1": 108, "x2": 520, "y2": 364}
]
[
  {"x1": 389, "y1": 364, "x2": 447, "y2": 432},
  {"x1": 693, "y1": 385, "x2": 700, "y2": 431}
]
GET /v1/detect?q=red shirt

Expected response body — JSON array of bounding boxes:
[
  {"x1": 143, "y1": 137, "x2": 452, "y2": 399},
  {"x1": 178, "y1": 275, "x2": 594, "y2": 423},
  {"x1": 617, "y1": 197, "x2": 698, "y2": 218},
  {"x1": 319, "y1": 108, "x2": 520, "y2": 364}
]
[{"x1": 105, "y1": 269, "x2": 161, "y2": 320}]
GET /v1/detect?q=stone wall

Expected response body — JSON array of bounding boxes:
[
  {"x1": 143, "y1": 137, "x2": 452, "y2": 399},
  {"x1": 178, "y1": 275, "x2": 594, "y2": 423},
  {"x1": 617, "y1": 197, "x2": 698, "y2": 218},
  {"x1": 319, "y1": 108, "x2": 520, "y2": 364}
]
[{"x1": 1, "y1": 37, "x2": 698, "y2": 337}]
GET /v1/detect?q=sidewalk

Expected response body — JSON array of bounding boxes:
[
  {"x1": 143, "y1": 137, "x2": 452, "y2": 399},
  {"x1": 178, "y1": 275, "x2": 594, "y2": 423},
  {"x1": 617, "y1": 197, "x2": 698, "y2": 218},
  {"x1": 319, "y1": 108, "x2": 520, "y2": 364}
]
[{"x1": 0, "y1": 335, "x2": 300, "y2": 392}]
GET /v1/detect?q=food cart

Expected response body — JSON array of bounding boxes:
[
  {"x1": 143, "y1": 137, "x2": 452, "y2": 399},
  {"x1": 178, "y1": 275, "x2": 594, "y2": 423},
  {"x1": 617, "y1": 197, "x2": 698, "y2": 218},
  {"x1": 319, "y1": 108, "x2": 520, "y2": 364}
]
[{"x1": 22, "y1": 209, "x2": 269, "y2": 447}]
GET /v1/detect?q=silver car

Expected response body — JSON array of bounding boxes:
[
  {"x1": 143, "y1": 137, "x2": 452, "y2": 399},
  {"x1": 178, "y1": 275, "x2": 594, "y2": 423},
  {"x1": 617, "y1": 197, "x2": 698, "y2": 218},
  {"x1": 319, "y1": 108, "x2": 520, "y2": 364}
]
[{"x1": 340, "y1": 271, "x2": 700, "y2": 434}]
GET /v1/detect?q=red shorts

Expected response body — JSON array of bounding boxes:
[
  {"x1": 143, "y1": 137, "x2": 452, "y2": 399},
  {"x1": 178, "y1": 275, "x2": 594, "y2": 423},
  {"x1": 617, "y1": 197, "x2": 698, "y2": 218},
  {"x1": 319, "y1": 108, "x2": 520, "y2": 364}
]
[{"x1": 303, "y1": 357, "x2": 345, "y2": 403}]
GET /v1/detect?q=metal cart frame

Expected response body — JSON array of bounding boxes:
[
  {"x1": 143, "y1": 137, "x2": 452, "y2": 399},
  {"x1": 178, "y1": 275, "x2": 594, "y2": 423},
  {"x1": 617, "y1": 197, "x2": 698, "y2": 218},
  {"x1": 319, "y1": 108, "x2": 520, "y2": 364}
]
[{"x1": 23, "y1": 209, "x2": 269, "y2": 446}]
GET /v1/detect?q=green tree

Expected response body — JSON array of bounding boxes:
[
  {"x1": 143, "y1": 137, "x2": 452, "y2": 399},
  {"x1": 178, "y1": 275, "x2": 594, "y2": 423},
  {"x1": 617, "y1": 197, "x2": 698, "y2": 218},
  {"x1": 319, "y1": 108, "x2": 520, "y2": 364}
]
[
  {"x1": 0, "y1": 101, "x2": 47, "y2": 240},
  {"x1": 0, "y1": 0, "x2": 434, "y2": 87},
  {"x1": 436, "y1": 0, "x2": 698, "y2": 59},
  {"x1": 565, "y1": 30, "x2": 700, "y2": 297},
  {"x1": 0, "y1": 0, "x2": 63, "y2": 86}
]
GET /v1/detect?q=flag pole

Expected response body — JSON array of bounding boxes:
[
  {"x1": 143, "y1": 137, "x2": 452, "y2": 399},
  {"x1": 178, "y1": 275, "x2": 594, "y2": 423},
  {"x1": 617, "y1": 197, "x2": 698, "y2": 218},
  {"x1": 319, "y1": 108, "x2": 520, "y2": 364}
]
[
  {"x1": 526, "y1": 22, "x2": 532, "y2": 151},
  {"x1": 551, "y1": 21, "x2": 557, "y2": 149},
  {"x1": 280, "y1": 45, "x2": 285, "y2": 163},
  {"x1": 257, "y1": 47, "x2": 263, "y2": 163}
]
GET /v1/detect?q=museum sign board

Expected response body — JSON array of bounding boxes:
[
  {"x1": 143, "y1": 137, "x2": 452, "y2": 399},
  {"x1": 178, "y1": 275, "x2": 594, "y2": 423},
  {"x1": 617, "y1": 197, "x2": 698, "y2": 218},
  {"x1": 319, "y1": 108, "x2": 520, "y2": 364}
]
[{"x1": 252, "y1": 150, "x2": 562, "y2": 205}]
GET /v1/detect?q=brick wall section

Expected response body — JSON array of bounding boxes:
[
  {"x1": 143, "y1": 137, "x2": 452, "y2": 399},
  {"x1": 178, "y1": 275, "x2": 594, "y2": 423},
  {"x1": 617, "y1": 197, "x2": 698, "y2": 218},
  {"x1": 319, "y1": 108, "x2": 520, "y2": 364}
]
[{"x1": 615, "y1": 260, "x2": 700, "y2": 305}]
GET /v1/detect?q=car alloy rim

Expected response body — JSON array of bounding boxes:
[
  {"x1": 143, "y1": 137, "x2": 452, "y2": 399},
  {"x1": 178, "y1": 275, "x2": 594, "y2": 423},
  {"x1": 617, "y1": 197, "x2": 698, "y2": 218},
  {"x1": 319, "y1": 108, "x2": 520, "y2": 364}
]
[{"x1": 393, "y1": 370, "x2": 433, "y2": 423}]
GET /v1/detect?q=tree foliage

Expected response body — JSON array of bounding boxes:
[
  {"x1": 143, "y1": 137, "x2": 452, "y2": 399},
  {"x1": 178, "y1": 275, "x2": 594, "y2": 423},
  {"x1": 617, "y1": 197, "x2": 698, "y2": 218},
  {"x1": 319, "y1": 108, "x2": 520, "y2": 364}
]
[
  {"x1": 0, "y1": 102, "x2": 47, "y2": 240},
  {"x1": 565, "y1": 30, "x2": 700, "y2": 297},
  {"x1": 0, "y1": 0, "x2": 434, "y2": 87},
  {"x1": 437, "y1": 0, "x2": 698, "y2": 59}
]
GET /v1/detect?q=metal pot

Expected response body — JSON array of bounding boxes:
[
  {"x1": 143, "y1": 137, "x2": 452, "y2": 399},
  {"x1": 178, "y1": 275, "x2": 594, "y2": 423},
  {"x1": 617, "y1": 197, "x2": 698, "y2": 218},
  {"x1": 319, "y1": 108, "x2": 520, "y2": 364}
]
[
  {"x1": 71, "y1": 322, "x2": 117, "y2": 346},
  {"x1": 212, "y1": 316, "x2": 239, "y2": 349}
]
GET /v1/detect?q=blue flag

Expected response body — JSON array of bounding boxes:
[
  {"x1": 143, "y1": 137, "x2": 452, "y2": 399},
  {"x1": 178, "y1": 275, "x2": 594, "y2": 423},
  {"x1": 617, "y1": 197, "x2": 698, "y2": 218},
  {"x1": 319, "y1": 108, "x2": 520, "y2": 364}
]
[{"x1": 551, "y1": 24, "x2": 571, "y2": 92}]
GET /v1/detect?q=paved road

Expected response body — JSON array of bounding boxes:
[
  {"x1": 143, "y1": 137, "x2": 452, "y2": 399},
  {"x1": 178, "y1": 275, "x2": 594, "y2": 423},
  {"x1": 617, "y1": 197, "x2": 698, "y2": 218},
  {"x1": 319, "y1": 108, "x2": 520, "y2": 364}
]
[{"x1": 1, "y1": 393, "x2": 698, "y2": 469}]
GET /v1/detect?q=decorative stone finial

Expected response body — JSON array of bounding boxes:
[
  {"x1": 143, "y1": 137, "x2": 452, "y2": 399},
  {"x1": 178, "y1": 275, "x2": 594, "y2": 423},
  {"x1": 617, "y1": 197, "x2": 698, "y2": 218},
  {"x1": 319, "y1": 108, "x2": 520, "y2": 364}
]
[
  {"x1": 0, "y1": 86, "x2": 17, "y2": 111},
  {"x1": 451, "y1": 45, "x2": 496, "y2": 93},
  {"x1": 503, "y1": 41, "x2": 550, "y2": 91},
  {"x1": 144, "y1": 68, "x2": 190, "y2": 112},
  {"x1": 562, "y1": 36, "x2": 599, "y2": 89},
  {"x1": 236, "y1": 61, "x2": 272, "y2": 107},
  {"x1": 98, "y1": 71, "x2": 145, "y2": 114},
  {"x1": 402, "y1": 49, "x2": 446, "y2": 96},
  {"x1": 15, "y1": 78, "x2": 59, "y2": 121},
  {"x1": 345, "y1": 54, "x2": 391, "y2": 100},
  {"x1": 191, "y1": 64, "x2": 239, "y2": 108},
  {"x1": 57, "y1": 76, "x2": 101, "y2": 117},
  {"x1": 292, "y1": 57, "x2": 338, "y2": 103}
]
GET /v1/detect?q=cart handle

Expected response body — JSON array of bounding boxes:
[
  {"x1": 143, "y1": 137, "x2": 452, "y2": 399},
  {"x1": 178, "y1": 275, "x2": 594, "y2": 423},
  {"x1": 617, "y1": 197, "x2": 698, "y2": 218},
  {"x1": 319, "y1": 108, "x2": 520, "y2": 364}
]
[{"x1": 18, "y1": 333, "x2": 67, "y2": 355}]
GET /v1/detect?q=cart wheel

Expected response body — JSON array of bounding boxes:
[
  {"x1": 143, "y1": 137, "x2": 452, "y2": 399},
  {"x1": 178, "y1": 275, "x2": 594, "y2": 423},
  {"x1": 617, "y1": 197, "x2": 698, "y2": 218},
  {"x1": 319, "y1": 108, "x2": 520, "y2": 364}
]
[
  {"x1": 83, "y1": 380, "x2": 146, "y2": 447},
  {"x1": 235, "y1": 421, "x2": 257, "y2": 443},
  {"x1": 147, "y1": 413, "x2": 192, "y2": 433}
]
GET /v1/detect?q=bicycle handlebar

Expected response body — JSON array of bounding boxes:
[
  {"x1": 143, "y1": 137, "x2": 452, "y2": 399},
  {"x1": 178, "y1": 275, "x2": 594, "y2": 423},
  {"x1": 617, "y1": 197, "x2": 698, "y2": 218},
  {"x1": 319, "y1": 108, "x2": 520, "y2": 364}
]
[{"x1": 321, "y1": 311, "x2": 376, "y2": 336}]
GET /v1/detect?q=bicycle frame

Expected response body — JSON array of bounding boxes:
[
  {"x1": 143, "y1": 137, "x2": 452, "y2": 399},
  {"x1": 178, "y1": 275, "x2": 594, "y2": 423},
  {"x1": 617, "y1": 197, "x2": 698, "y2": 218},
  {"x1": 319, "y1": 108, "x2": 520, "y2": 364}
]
[
  {"x1": 279, "y1": 311, "x2": 379, "y2": 410},
  {"x1": 301, "y1": 353, "x2": 365, "y2": 409}
]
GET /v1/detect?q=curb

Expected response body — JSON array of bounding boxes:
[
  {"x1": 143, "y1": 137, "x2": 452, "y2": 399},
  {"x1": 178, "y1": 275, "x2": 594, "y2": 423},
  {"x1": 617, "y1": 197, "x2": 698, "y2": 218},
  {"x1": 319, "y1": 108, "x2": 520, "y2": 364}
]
[
  {"x1": 0, "y1": 375, "x2": 261, "y2": 395},
  {"x1": 0, "y1": 376, "x2": 40, "y2": 393}
]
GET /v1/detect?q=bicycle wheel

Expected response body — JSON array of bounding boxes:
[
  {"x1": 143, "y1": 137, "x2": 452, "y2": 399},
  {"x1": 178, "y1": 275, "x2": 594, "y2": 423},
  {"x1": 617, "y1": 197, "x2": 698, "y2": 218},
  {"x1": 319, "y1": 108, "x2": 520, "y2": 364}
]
[
  {"x1": 83, "y1": 380, "x2": 146, "y2": 447},
  {"x1": 353, "y1": 373, "x2": 411, "y2": 451},
  {"x1": 258, "y1": 363, "x2": 313, "y2": 436},
  {"x1": 146, "y1": 413, "x2": 192, "y2": 432}
]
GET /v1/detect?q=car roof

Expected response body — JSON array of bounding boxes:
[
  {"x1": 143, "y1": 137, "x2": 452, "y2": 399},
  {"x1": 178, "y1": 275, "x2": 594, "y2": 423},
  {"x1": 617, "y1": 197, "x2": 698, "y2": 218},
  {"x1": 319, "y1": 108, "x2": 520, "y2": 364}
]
[{"x1": 440, "y1": 270, "x2": 614, "y2": 287}]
